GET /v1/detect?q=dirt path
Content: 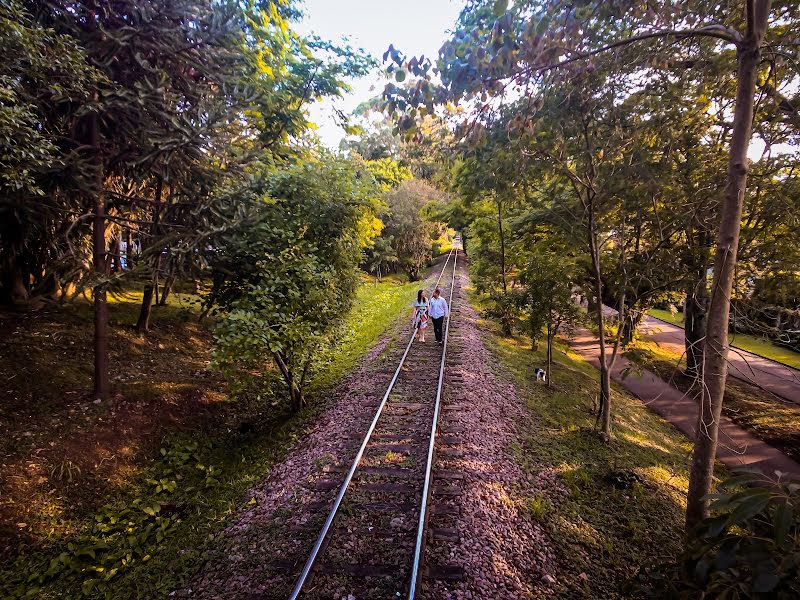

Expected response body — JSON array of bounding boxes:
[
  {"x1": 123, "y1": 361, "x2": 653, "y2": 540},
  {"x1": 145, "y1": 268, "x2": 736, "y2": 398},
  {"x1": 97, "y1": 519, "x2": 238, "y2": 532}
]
[
  {"x1": 569, "y1": 328, "x2": 800, "y2": 481},
  {"x1": 180, "y1": 260, "x2": 558, "y2": 599},
  {"x1": 640, "y1": 314, "x2": 800, "y2": 405}
]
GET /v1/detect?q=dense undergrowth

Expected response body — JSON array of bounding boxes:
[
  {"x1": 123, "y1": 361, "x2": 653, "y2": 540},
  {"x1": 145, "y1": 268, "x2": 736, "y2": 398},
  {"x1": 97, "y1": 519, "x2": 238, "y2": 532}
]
[
  {"x1": 479, "y1": 311, "x2": 727, "y2": 598},
  {"x1": 0, "y1": 272, "x2": 423, "y2": 599}
]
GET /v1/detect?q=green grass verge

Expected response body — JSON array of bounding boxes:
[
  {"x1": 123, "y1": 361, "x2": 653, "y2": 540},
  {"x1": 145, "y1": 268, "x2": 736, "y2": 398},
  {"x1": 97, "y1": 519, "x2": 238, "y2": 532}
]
[
  {"x1": 648, "y1": 308, "x2": 800, "y2": 370},
  {"x1": 480, "y1": 316, "x2": 726, "y2": 597},
  {"x1": 1, "y1": 275, "x2": 422, "y2": 599}
]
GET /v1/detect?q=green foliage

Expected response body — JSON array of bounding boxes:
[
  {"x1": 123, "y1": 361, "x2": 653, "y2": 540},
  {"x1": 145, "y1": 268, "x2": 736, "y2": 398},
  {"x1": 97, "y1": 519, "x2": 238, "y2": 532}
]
[
  {"x1": 482, "y1": 290, "x2": 523, "y2": 337},
  {"x1": 523, "y1": 493, "x2": 553, "y2": 521},
  {"x1": 520, "y1": 245, "x2": 582, "y2": 347},
  {"x1": 364, "y1": 235, "x2": 399, "y2": 281},
  {"x1": 6, "y1": 440, "x2": 213, "y2": 599},
  {"x1": 0, "y1": 0, "x2": 96, "y2": 197},
  {"x1": 645, "y1": 470, "x2": 800, "y2": 598},
  {"x1": 207, "y1": 154, "x2": 378, "y2": 408},
  {"x1": 365, "y1": 157, "x2": 413, "y2": 191}
]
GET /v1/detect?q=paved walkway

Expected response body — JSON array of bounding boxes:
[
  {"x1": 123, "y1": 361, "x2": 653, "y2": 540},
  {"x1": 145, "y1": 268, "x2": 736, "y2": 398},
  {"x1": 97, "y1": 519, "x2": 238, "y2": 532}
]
[
  {"x1": 570, "y1": 328, "x2": 800, "y2": 481},
  {"x1": 640, "y1": 314, "x2": 800, "y2": 405}
]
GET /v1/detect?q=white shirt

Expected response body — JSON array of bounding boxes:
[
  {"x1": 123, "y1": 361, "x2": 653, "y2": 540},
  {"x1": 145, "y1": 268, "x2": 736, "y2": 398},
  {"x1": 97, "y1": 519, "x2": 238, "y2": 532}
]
[{"x1": 428, "y1": 296, "x2": 448, "y2": 319}]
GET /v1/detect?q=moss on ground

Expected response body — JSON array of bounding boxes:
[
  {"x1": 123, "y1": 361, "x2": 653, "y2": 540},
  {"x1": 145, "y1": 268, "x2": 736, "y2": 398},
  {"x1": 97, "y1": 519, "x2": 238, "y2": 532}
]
[{"x1": 480, "y1": 315, "x2": 726, "y2": 598}]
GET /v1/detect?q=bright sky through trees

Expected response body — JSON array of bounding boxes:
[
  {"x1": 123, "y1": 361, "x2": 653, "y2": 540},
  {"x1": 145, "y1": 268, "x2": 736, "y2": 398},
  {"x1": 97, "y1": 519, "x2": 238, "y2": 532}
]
[{"x1": 296, "y1": 0, "x2": 464, "y2": 147}]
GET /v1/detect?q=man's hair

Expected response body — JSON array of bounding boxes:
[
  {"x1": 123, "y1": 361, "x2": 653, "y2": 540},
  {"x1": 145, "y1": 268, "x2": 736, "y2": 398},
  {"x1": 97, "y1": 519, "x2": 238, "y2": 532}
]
[{"x1": 434, "y1": 288, "x2": 441, "y2": 295}]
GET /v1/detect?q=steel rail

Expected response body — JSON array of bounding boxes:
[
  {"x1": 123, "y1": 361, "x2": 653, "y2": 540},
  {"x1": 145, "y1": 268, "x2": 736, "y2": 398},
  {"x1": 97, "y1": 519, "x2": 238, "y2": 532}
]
[
  {"x1": 288, "y1": 249, "x2": 455, "y2": 600},
  {"x1": 408, "y1": 247, "x2": 458, "y2": 599}
]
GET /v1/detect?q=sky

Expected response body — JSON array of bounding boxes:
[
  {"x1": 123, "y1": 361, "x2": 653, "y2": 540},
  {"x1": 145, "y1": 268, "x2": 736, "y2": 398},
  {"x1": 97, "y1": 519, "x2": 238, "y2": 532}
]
[{"x1": 295, "y1": 0, "x2": 465, "y2": 148}]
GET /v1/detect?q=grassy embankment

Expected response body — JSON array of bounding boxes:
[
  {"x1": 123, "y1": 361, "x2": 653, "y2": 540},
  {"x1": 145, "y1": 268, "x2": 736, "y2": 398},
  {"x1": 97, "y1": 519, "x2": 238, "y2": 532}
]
[
  {"x1": 648, "y1": 308, "x2": 800, "y2": 370},
  {"x1": 0, "y1": 273, "x2": 422, "y2": 599},
  {"x1": 475, "y1": 297, "x2": 726, "y2": 597}
]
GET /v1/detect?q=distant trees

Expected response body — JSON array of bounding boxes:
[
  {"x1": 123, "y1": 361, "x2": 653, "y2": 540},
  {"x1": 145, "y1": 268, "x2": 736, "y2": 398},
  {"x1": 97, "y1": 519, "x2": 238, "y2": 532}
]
[{"x1": 383, "y1": 179, "x2": 445, "y2": 280}]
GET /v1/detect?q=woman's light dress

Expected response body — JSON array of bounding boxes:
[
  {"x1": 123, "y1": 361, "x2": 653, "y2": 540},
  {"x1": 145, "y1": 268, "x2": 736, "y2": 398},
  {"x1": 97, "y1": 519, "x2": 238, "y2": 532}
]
[{"x1": 412, "y1": 299, "x2": 429, "y2": 329}]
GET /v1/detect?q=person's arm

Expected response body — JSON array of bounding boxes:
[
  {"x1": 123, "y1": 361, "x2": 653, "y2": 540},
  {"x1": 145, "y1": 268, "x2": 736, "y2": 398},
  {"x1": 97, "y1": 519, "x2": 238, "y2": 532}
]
[{"x1": 443, "y1": 298, "x2": 449, "y2": 317}]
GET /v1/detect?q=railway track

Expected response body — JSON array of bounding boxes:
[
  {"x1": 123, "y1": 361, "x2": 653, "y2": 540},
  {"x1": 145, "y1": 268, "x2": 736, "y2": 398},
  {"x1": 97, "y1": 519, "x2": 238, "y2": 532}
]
[{"x1": 288, "y1": 248, "x2": 466, "y2": 599}]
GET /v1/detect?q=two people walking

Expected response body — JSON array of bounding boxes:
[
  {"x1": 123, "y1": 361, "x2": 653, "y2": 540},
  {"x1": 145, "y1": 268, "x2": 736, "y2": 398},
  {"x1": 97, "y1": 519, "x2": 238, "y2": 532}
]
[{"x1": 412, "y1": 287, "x2": 449, "y2": 344}]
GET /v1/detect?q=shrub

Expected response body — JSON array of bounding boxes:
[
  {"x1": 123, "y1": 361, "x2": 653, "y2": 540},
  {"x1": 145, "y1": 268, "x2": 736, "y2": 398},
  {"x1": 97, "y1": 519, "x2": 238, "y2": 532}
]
[
  {"x1": 483, "y1": 291, "x2": 523, "y2": 336},
  {"x1": 644, "y1": 469, "x2": 800, "y2": 598}
]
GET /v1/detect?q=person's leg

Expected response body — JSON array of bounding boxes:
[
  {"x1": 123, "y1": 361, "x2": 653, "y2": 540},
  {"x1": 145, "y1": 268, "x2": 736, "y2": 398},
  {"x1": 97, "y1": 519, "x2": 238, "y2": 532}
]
[{"x1": 433, "y1": 316, "x2": 443, "y2": 342}]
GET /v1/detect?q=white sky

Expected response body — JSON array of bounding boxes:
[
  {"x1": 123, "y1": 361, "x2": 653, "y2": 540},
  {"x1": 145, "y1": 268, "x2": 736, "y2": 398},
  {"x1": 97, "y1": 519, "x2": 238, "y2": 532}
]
[{"x1": 295, "y1": 0, "x2": 465, "y2": 148}]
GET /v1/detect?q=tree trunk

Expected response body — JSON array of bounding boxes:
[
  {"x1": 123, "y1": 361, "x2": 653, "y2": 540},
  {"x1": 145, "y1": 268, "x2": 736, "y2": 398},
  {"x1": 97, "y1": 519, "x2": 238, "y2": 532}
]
[
  {"x1": 90, "y1": 113, "x2": 109, "y2": 401},
  {"x1": 686, "y1": 2, "x2": 770, "y2": 531},
  {"x1": 125, "y1": 228, "x2": 132, "y2": 268},
  {"x1": 619, "y1": 308, "x2": 646, "y2": 347},
  {"x1": 158, "y1": 275, "x2": 175, "y2": 306},
  {"x1": 110, "y1": 234, "x2": 122, "y2": 273},
  {"x1": 588, "y1": 210, "x2": 613, "y2": 438},
  {"x1": 136, "y1": 284, "x2": 156, "y2": 332},
  {"x1": 546, "y1": 314, "x2": 554, "y2": 389},
  {"x1": 497, "y1": 199, "x2": 507, "y2": 293},
  {"x1": 135, "y1": 178, "x2": 163, "y2": 333},
  {"x1": 274, "y1": 351, "x2": 305, "y2": 412},
  {"x1": 684, "y1": 273, "x2": 708, "y2": 381},
  {"x1": 3, "y1": 252, "x2": 29, "y2": 305}
]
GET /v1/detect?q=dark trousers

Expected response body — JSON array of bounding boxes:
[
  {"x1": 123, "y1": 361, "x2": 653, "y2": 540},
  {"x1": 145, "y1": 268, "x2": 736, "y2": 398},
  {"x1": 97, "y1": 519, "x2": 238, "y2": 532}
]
[{"x1": 432, "y1": 316, "x2": 445, "y2": 342}]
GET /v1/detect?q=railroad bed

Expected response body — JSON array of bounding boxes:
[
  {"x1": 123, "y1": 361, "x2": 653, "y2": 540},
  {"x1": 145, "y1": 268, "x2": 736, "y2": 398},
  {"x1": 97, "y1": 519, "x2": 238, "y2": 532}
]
[{"x1": 285, "y1": 249, "x2": 468, "y2": 600}]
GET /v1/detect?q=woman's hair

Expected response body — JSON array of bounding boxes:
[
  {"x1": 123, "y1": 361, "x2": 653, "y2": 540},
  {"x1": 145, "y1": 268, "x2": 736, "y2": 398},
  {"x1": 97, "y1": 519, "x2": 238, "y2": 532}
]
[{"x1": 417, "y1": 289, "x2": 424, "y2": 304}]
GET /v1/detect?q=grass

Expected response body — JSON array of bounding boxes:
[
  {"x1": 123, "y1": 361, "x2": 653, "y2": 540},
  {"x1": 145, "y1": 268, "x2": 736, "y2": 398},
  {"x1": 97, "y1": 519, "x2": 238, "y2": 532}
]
[
  {"x1": 478, "y1": 303, "x2": 727, "y2": 597},
  {"x1": 311, "y1": 274, "x2": 422, "y2": 393},
  {"x1": 648, "y1": 308, "x2": 800, "y2": 370},
  {"x1": 0, "y1": 271, "x2": 426, "y2": 599},
  {"x1": 625, "y1": 338, "x2": 800, "y2": 462}
]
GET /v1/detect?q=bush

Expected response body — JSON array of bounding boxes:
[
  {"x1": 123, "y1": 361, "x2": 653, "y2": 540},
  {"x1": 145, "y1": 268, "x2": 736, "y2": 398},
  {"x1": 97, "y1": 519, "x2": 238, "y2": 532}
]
[
  {"x1": 482, "y1": 291, "x2": 523, "y2": 336},
  {"x1": 644, "y1": 469, "x2": 800, "y2": 598}
]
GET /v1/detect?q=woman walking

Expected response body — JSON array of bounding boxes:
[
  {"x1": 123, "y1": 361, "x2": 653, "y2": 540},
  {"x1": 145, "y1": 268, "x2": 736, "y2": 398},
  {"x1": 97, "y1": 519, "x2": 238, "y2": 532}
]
[{"x1": 412, "y1": 289, "x2": 429, "y2": 342}]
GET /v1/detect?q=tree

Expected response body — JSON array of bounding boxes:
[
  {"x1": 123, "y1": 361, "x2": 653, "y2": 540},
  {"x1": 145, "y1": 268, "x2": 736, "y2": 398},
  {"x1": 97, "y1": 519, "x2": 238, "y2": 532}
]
[
  {"x1": 206, "y1": 154, "x2": 377, "y2": 411},
  {"x1": 520, "y1": 246, "x2": 582, "y2": 388},
  {"x1": 0, "y1": 0, "x2": 98, "y2": 305},
  {"x1": 364, "y1": 235, "x2": 398, "y2": 284},
  {"x1": 383, "y1": 179, "x2": 444, "y2": 280}
]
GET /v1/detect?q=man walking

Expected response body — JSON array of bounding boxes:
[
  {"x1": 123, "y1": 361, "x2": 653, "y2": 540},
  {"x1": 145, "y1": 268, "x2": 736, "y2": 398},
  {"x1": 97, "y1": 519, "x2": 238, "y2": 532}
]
[{"x1": 428, "y1": 287, "x2": 449, "y2": 345}]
